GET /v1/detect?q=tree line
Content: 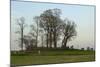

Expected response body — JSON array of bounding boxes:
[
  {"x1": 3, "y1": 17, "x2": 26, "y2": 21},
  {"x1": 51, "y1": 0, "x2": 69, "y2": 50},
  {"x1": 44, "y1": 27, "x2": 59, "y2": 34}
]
[{"x1": 15, "y1": 8, "x2": 77, "y2": 51}]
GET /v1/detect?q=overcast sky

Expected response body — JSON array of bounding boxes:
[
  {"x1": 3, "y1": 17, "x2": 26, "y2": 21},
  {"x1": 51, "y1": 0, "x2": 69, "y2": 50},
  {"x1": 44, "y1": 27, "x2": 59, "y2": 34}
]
[{"x1": 11, "y1": 0, "x2": 95, "y2": 50}]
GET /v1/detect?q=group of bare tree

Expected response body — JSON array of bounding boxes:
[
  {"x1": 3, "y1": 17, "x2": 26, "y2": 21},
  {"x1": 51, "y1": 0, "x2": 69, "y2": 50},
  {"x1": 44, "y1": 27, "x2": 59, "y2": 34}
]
[{"x1": 15, "y1": 8, "x2": 77, "y2": 51}]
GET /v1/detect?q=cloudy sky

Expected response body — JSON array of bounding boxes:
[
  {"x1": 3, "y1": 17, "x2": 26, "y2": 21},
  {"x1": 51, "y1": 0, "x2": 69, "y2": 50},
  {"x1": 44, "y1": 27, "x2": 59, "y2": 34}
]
[{"x1": 11, "y1": 0, "x2": 95, "y2": 50}]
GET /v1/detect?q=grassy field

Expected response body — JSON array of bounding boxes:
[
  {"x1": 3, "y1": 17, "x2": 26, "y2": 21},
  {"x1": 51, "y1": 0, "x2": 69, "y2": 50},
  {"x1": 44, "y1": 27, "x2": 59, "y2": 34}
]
[{"x1": 11, "y1": 49, "x2": 95, "y2": 66}]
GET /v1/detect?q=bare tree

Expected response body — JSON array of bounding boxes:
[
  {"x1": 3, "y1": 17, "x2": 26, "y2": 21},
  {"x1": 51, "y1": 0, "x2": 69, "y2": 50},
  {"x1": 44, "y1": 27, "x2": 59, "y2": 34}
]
[
  {"x1": 16, "y1": 17, "x2": 26, "y2": 51},
  {"x1": 30, "y1": 16, "x2": 40, "y2": 47},
  {"x1": 39, "y1": 8, "x2": 63, "y2": 48},
  {"x1": 62, "y1": 19, "x2": 77, "y2": 48},
  {"x1": 39, "y1": 9, "x2": 52, "y2": 48},
  {"x1": 38, "y1": 29, "x2": 43, "y2": 47},
  {"x1": 33, "y1": 8, "x2": 77, "y2": 48},
  {"x1": 23, "y1": 35, "x2": 36, "y2": 51}
]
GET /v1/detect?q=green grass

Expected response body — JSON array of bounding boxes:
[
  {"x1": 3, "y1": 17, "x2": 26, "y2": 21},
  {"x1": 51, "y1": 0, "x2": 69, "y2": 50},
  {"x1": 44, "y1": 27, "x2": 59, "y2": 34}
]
[{"x1": 11, "y1": 49, "x2": 95, "y2": 66}]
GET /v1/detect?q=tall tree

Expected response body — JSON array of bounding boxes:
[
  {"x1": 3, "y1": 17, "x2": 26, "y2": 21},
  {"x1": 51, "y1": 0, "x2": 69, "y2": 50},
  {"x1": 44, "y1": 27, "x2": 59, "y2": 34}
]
[
  {"x1": 39, "y1": 9, "x2": 53, "y2": 48},
  {"x1": 62, "y1": 19, "x2": 77, "y2": 48},
  {"x1": 16, "y1": 17, "x2": 26, "y2": 51},
  {"x1": 51, "y1": 9, "x2": 63, "y2": 48},
  {"x1": 39, "y1": 8, "x2": 63, "y2": 48}
]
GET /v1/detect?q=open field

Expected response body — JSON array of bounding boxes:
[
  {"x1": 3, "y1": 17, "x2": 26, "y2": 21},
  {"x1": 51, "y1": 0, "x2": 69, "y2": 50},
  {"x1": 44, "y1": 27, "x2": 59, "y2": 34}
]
[
  {"x1": 11, "y1": 55, "x2": 95, "y2": 66},
  {"x1": 11, "y1": 49, "x2": 95, "y2": 66}
]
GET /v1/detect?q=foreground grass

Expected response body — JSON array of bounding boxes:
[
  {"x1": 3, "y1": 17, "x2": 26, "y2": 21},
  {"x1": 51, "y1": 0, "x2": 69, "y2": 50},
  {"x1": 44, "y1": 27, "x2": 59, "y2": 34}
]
[
  {"x1": 11, "y1": 49, "x2": 95, "y2": 66},
  {"x1": 11, "y1": 55, "x2": 95, "y2": 66}
]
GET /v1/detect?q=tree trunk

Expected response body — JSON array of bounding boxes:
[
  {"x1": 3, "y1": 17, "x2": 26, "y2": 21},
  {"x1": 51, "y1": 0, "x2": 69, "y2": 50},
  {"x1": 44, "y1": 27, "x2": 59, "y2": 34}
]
[
  {"x1": 53, "y1": 31, "x2": 57, "y2": 48},
  {"x1": 41, "y1": 35, "x2": 43, "y2": 48},
  {"x1": 62, "y1": 36, "x2": 67, "y2": 48},
  {"x1": 46, "y1": 33, "x2": 48, "y2": 48},
  {"x1": 63, "y1": 37, "x2": 68, "y2": 48},
  {"x1": 35, "y1": 36, "x2": 37, "y2": 47},
  {"x1": 49, "y1": 31, "x2": 52, "y2": 48},
  {"x1": 36, "y1": 20, "x2": 39, "y2": 48},
  {"x1": 21, "y1": 27, "x2": 23, "y2": 51}
]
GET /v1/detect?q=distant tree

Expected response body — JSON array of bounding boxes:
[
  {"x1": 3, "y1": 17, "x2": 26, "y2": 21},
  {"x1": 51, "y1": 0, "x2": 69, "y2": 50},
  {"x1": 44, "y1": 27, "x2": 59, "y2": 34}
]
[
  {"x1": 34, "y1": 16, "x2": 40, "y2": 47},
  {"x1": 23, "y1": 35, "x2": 36, "y2": 51},
  {"x1": 70, "y1": 45, "x2": 74, "y2": 49},
  {"x1": 62, "y1": 19, "x2": 77, "y2": 48},
  {"x1": 15, "y1": 17, "x2": 26, "y2": 51},
  {"x1": 90, "y1": 48, "x2": 93, "y2": 51},
  {"x1": 30, "y1": 16, "x2": 40, "y2": 47},
  {"x1": 23, "y1": 35, "x2": 29, "y2": 49},
  {"x1": 39, "y1": 29, "x2": 44, "y2": 47},
  {"x1": 30, "y1": 25, "x2": 37, "y2": 47},
  {"x1": 87, "y1": 47, "x2": 90, "y2": 50},
  {"x1": 81, "y1": 48, "x2": 84, "y2": 50}
]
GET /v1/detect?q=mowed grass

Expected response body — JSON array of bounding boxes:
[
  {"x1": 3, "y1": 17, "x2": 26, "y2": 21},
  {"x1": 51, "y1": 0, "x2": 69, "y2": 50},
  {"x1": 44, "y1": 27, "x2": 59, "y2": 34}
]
[{"x1": 11, "y1": 49, "x2": 95, "y2": 66}]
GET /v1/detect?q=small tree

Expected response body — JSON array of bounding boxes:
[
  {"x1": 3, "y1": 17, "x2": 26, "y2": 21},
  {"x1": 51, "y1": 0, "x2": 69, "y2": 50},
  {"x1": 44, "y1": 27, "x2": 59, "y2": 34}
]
[
  {"x1": 70, "y1": 45, "x2": 74, "y2": 49},
  {"x1": 90, "y1": 48, "x2": 93, "y2": 51},
  {"x1": 87, "y1": 47, "x2": 90, "y2": 50},
  {"x1": 23, "y1": 35, "x2": 36, "y2": 51},
  {"x1": 81, "y1": 48, "x2": 84, "y2": 50}
]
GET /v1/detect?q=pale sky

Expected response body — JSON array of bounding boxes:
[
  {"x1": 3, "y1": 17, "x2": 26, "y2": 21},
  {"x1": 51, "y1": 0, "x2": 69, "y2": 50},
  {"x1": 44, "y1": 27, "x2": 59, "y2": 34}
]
[{"x1": 11, "y1": 0, "x2": 95, "y2": 50}]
